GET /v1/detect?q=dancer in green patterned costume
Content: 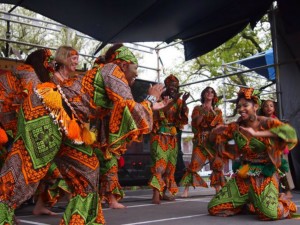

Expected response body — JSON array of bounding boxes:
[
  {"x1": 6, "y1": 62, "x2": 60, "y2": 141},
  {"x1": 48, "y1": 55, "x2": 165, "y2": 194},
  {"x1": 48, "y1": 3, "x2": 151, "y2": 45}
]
[
  {"x1": 149, "y1": 74, "x2": 189, "y2": 204},
  {"x1": 90, "y1": 44, "x2": 168, "y2": 209},
  {"x1": 208, "y1": 87, "x2": 298, "y2": 220},
  {"x1": 0, "y1": 48, "x2": 105, "y2": 225}
]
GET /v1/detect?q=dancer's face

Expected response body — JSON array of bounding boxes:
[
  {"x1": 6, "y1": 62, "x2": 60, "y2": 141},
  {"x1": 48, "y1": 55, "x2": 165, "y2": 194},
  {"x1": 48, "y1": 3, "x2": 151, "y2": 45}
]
[
  {"x1": 66, "y1": 54, "x2": 79, "y2": 72},
  {"x1": 237, "y1": 98, "x2": 258, "y2": 121},
  {"x1": 262, "y1": 100, "x2": 275, "y2": 117},
  {"x1": 123, "y1": 63, "x2": 138, "y2": 86},
  {"x1": 166, "y1": 81, "x2": 179, "y2": 99},
  {"x1": 204, "y1": 88, "x2": 215, "y2": 101}
]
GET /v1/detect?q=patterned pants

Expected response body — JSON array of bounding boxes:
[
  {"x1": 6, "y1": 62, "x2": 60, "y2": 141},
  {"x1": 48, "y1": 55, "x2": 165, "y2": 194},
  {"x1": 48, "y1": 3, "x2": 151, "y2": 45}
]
[
  {"x1": 180, "y1": 145, "x2": 226, "y2": 190},
  {"x1": 0, "y1": 119, "x2": 105, "y2": 225},
  {"x1": 148, "y1": 133, "x2": 178, "y2": 196},
  {"x1": 208, "y1": 173, "x2": 297, "y2": 220},
  {"x1": 94, "y1": 148, "x2": 124, "y2": 203}
]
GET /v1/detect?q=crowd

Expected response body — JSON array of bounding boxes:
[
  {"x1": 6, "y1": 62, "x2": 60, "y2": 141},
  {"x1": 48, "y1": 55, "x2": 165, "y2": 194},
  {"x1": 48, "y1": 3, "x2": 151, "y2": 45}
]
[{"x1": 0, "y1": 44, "x2": 298, "y2": 224}]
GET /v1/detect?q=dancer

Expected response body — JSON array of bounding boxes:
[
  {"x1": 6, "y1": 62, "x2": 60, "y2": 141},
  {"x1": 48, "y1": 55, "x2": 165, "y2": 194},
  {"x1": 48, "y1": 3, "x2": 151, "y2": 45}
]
[
  {"x1": 149, "y1": 74, "x2": 189, "y2": 204},
  {"x1": 32, "y1": 46, "x2": 79, "y2": 216},
  {"x1": 260, "y1": 99, "x2": 295, "y2": 199},
  {"x1": 180, "y1": 87, "x2": 226, "y2": 198},
  {"x1": 208, "y1": 87, "x2": 298, "y2": 220},
  {"x1": 0, "y1": 48, "x2": 105, "y2": 225},
  {"x1": 89, "y1": 44, "x2": 169, "y2": 209}
]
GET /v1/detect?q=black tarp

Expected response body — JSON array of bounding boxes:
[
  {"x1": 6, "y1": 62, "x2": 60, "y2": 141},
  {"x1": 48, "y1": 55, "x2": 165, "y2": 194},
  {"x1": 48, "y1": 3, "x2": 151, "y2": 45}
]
[
  {"x1": 270, "y1": 2, "x2": 300, "y2": 189},
  {"x1": 1, "y1": 0, "x2": 273, "y2": 60}
]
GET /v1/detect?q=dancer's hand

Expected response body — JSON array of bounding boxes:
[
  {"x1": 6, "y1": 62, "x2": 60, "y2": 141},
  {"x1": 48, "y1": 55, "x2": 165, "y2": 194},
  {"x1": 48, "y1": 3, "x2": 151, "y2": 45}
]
[{"x1": 152, "y1": 96, "x2": 173, "y2": 110}]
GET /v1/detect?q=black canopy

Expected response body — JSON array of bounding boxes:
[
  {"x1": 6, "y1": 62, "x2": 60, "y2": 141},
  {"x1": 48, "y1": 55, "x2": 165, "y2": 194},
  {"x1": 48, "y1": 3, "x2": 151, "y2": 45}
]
[{"x1": 1, "y1": 0, "x2": 274, "y2": 60}]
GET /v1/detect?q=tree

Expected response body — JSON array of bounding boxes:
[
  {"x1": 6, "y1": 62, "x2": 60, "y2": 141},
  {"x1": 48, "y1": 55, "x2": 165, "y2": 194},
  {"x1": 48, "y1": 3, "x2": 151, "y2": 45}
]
[
  {"x1": 162, "y1": 15, "x2": 274, "y2": 117},
  {"x1": 0, "y1": 4, "x2": 101, "y2": 69}
]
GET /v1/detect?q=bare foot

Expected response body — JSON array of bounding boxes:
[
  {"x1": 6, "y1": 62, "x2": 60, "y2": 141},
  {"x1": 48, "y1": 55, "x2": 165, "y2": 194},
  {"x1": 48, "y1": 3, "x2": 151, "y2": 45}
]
[
  {"x1": 285, "y1": 191, "x2": 293, "y2": 199},
  {"x1": 32, "y1": 207, "x2": 57, "y2": 216},
  {"x1": 152, "y1": 189, "x2": 161, "y2": 204},
  {"x1": 181, "y1": 188, "x2": 189, "y2": 198},
  {"x1": 109, "y1": 202, "x2": 126, "y2": 209},
  {"x1": 161, "y1": 195, "x2": 175, "y2": 201},
  {"x1": 152, "y1": 198, "x2": 161, "y2": 204}
]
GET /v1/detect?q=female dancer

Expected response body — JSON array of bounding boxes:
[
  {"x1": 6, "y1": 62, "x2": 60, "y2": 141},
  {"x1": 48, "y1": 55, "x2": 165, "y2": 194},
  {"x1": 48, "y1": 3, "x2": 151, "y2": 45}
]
[
  {"x1": 208, "y1": 87, "x2": 297, "y2": 220},
  {"x1": 180, "y1": 87, "x2": 225, "y2": 197},
  {"x1": 260, "y1": 99, "x2": 295, "y2": 199},
  {"x1": 0, "y1": 48, "x2": 105, "y2": 225}
]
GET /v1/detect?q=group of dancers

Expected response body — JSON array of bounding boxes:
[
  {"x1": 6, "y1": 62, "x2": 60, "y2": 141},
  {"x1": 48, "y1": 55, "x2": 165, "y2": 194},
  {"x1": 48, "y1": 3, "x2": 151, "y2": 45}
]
[{"x1": 0, "y1": 43, "x2": 298, "y2": 224}]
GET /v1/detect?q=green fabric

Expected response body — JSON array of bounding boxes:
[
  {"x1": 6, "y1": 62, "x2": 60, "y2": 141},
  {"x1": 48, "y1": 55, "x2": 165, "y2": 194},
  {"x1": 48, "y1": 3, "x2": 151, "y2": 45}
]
[
  {"x1": 108, "y1": 106, "x2": 140, "y2": 150},
  {"x1": 180, "y1": 173, "x2": 193, "y2": 186},
  {"x1": 0, "y1": 203, "x2": 14, "y2": 225},
  {"x1": 235, "y1": 163, "x2": 276, "y2": 177},
  {"x1": 280, "y1": 158, "x2": 289, "y2": 173},
  {"x1": 270, "y1": 124, "x2": 298, "y2": 150},
  {"x1": 248, "y1": 181, "x2": 278, "y2": 219},
  {"x1": 95, "y1": 148, "x2": 118, "y2": 175},
  {"x1": 150, "y1": 138, "x2": 178, "y2": 166},
  {"x1": 149, "y1": 135, "x2": 178, "y2": 193},
  {"x1": 232, "y1": 161, "x2": 241, "y2": 173},
  {"x1": 15, "y1": 109, "x2": 62, "y2": 169},
  {"x1": 208, "y1": 178, "x2": 248, "y2": 209},
  {"x1": 115, "y1": 46, "x2": 138, "y2": 64},
  {"x1": 93, "y1": 68, "x2": 113, "y2": 109},
  {"x1": 233, "y1": 131, "x2": 265, "y2": 153},
  {"x1": 233, "y1": 131, "x2": 247, "y2": 149},
  {"x1": 64, "y1": 139, "x2": 94, "y2": 156},
  {"x1": 62, "y1": 192, "x2": 102, "y2": 225}
]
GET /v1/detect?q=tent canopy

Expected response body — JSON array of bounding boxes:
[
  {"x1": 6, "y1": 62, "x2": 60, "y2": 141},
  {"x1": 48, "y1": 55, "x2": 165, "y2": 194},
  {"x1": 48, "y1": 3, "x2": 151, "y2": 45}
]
[
  {"x1": 238, "y1": 49, "x2": 275, "y2": 81},
  {"x1": 1, "y1": 0, "x2": 273, "y2": 60}
]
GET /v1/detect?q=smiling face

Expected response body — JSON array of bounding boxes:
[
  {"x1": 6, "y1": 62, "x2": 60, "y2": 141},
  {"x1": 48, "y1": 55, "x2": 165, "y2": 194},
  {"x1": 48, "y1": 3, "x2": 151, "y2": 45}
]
[
  {"x1": 66, "y1": 54, "x2": 79, "y2": 72},
  {"x1": 262, "y1": 100, "x2": 275, "y2": 117},
  {"x1": 166, "y1": 81, "x2": 179, "y2": 98},
  {"x1": 122, "y1": 62, "x2": 138, "y2": 86},
  {"x1": 237, "y1": 98, "x2": 259, "y2": 121},
  {"x1": 204, "y1": 88, "x2": 215, "y2": 101}
]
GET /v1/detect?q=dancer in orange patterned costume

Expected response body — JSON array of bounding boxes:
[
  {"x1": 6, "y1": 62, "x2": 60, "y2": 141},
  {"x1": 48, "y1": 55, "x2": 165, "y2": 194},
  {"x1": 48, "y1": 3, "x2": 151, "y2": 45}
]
[
  {"x1": 0, "y1": 69, "x2": 23, "y2": 169},
  {"x1": 90, "y1": 44, "x2": 168, "y2": 209},
  {"x1": 208, "y1": 87, "x2": 298, "y2": 220},
  {"x1": 260, "y1": 99, "x2": 295, "y2": 199},
  {"x1": 149, "y1": 74, "x2": 189, "y2": 204},
  {"x1": 180, "y1": 87, "x2": 226, "y2": 198},
  {"x1": 0, "y1": 48, "x2": 105, "y2": 225}
]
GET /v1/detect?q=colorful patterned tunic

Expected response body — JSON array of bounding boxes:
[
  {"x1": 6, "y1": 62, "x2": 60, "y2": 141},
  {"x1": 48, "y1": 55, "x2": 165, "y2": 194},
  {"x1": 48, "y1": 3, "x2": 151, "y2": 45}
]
[
  {"x1": 148, "y1": 98, "x2": 188, "y2": 196},
  {"x1": 180, "y1": 105, "x2": 225, "y2": 190},
  {"x1": 83, "y1": 62, "x2": 153, "y2": 203},
  {"x1": 208, "y1": 117, "x2": 298, "y2": 220},
  {"x1": 0, "y1": 69, "x2": 24, "y2": 168},
  {"x1": 0, "y1": 65, "x2": 105, "y2": 225}
]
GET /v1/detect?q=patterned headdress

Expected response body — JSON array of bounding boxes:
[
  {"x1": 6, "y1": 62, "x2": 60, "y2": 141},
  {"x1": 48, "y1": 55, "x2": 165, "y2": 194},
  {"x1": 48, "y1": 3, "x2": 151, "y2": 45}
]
[
  {"x1": 237, "y1": 87, "x2": 261, "y2": 105},
  {"x1": 43, "y1": 49, "x2": 55, "y2": 74},
  {"x1": 164, "y1": 74, "x2": 179, "y2": 87},
  {"x1": 106, "y1": 45, "x2": 138, "y2": 64}
]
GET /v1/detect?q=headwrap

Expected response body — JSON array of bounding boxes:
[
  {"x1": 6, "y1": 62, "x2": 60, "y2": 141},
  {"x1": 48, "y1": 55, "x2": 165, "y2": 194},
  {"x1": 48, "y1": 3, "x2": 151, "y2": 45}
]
[
  {"x1": 69, "y1": 49, "x2": 79, "y2": 56},
  {"x1": 106, "y1": 45, "x2": 138, "y2": 64},
  {"x1": 237, "y1": 87, "x2": 261, "y2": 105},
  {"x1": 164, "y1": 74, "x2": 179, "y2": 87},
  {"x1": 43, "y1": 49, "x2": 55, "y2": 75}
]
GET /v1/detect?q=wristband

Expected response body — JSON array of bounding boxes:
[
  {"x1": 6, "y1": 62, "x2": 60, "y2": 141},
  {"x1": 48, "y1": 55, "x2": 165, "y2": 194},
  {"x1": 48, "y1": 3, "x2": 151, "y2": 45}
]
[{"x1": 145, "y1": 95, "x2": 157, "y2": 107}]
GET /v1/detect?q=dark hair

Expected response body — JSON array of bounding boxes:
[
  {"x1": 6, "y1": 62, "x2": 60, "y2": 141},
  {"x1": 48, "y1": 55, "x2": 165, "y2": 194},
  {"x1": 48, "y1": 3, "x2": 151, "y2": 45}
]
[
  {"x1": 95, "y1": 43, "x2": 124, "y2": 65},
  {"x1": 25, "y1": 49, "x2": 51, "y2": 82},
  {"x1": 200, "y1": 86, "x2": 217, "y2": 105},
  {"x1": 259, "y1": 99, "x2": 277, "y2": 116}
]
